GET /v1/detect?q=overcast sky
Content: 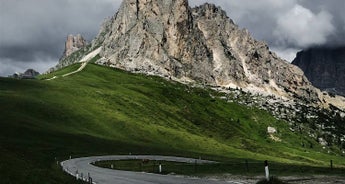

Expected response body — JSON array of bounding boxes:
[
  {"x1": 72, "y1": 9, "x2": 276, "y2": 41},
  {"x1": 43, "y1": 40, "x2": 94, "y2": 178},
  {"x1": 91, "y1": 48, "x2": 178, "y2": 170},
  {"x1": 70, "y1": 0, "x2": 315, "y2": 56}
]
[{"x1": 1, "y1": 0, "x2": 344, "y2": 76}]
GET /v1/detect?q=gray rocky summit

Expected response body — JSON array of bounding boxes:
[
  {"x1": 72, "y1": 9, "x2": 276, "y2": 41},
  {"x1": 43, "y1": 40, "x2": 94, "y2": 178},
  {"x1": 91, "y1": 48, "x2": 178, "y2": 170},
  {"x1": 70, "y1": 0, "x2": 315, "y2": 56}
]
[
  {"x1": 88, "y1": 0, "x2": 319, "y2": 103},
  {"x1": 292, "y1": 47, "x2": 345, "y2": 97},
  {"x1": 63, "y1": 34, "x2": 87, "y2": 58},
  {"x1": 9, "y1": 69, "x2": 40, "y2": 79},
  {"x1": 49, "y1": 34, "x2": 88, "y2": 72}
]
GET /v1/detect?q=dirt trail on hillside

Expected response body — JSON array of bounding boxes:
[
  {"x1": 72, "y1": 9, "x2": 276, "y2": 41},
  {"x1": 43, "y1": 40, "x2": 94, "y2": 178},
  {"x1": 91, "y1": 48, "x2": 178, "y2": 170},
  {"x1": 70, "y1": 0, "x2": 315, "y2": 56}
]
[{"x1": 46, "y1": 47, "x2": 101, "y2": 80}]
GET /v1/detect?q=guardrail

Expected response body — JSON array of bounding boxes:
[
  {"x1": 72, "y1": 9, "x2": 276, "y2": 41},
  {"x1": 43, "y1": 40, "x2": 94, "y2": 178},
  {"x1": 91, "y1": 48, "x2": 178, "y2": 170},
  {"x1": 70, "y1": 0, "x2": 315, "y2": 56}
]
[{"x1": 61, "y1": 161, "x2": 96, "y2": 184}]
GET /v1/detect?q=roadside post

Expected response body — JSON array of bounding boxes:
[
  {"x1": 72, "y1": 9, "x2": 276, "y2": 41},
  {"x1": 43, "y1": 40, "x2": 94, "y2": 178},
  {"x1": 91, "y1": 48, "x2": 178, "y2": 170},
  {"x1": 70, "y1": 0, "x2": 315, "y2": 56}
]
[
  {"x1": 330, "y1": 160, "x2": 333, "y2": 170},
  {"x1": 264, "y1": 160, "x2": 269, "y2": 181},
  {"x1": 159, "y1": 162, "x2": 162, "y2": 173},
  {"x1": 88, "y1": 173, "x2": 91, "y2": 183},
  {"x1": 76, "y1": 170, "x2": 79, "y2": 180}
]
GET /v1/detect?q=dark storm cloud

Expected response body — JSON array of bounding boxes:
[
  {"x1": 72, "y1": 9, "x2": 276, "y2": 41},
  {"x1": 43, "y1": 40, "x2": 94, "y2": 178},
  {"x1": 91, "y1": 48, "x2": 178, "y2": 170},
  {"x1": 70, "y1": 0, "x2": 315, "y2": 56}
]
[
  {"x1": 0, "y1": 0, "x2": 121, "y2": 76},
  {"x1": 1, "y1": 0, "x2": 344, "y2": 76},
  {"x1": 299, "y1": 0, "x2": 345, "y2": 46}
]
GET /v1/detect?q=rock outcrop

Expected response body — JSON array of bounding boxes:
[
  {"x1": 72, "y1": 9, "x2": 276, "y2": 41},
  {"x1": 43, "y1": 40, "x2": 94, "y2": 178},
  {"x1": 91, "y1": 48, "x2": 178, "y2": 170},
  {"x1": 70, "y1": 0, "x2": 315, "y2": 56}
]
[
  {"x1": 89, "y1": 0, "x2": 319, "y2": 103},
  {"x1": 49, "y1": 34, "x2": 89, "y2": 71},
  {"x1": 292, "y1": 47, "x2": 345, "y2": 96},
  {"x1": 9, "y1": 69, "x2": 40, "y2": 79},
  {"x1": 63, "y1": 34, "x2": 87, "y2": 58}
]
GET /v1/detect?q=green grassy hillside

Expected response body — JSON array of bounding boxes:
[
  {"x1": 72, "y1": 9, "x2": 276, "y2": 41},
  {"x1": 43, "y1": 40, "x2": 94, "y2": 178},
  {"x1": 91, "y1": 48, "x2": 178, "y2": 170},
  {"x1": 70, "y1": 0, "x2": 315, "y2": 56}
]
[{"x1": 0, "y1": 63, "x2": 344, "y2": 183}]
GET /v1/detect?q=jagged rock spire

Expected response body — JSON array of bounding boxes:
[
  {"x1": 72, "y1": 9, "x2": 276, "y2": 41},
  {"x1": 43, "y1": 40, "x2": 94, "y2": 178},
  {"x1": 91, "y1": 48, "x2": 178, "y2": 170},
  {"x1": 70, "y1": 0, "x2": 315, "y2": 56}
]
[
  {"x1": 112, "y1": 0, "x2": 190, "y2": 32},
  {"x1": 63, "y1": 34, "x2": 87, "y2": 58}
]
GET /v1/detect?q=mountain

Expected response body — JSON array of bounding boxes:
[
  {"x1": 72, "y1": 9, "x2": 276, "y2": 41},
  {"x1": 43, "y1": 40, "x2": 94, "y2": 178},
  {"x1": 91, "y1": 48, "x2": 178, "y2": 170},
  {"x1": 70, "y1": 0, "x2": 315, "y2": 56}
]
[
  {"x1": 2, "y1": 0, "x2": 345, "y2": 183},
  {"x1": 48, "y1": 34, "x2": 88, "y2": 72},
  {"x1": 8, "y1": 69, "x2": 40, "y2": 79},
  {"x1": 51, "y1": 0, "x2": 345, "y2": 149},
  {"x1": 55, "y1": 0, "x2": 323, "y2": 105},
  {"x1": 292, "y1": 47, "x2": 345, "y2": 96},
  {"x1": 63, "y1": 34, "x2": 87, "y2": 58}
]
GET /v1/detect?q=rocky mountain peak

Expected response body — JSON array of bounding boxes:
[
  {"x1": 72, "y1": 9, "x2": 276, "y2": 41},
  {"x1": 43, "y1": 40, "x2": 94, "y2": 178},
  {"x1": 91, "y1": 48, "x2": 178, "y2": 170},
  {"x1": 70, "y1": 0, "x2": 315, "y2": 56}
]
[
  {"x1": 94, "y1": 0, "x2": 211, "y2": 81},
  {"x1": 193, "y1": 3, "x2": 229, "y2": 20},
  {"x1": 9, "y1": 69, "x2": 40, "y2": 79},
  {"x1": 89, "y1": 0, "x2": 323, "y2": 104},
  {"x1": 292, "y1": 47, "x2": 345, "y2": 96},
  {"x1": 47, "y1": 34, "x2": 88, "y2": 72},
  {"x1": 63, "y1": 34, "x2": 87, "y2": 58},
  {"x1": 54, "y1": 0, "x2": 345, "y2": 109},
  {"x1": 114, "y1": 0, "x2": 190, "y2": 33}
]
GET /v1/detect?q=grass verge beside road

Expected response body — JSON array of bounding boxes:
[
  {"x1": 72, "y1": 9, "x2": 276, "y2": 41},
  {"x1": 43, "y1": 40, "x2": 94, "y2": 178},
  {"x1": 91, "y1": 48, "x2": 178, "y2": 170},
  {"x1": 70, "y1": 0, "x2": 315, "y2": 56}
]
[{"x1": 94, "y1": 159, "x2": 345, "y2": 177}]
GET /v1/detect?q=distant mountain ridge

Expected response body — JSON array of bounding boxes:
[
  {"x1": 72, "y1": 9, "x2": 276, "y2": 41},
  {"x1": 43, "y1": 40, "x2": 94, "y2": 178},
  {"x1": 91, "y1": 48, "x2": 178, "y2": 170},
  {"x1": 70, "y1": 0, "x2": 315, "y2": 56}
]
[
  {"x1": 9, "y1": 69, "x2": 40, "y2": 79},
  {"x1": 292, "y1": 47, "x2": 345, "y2": 97}
]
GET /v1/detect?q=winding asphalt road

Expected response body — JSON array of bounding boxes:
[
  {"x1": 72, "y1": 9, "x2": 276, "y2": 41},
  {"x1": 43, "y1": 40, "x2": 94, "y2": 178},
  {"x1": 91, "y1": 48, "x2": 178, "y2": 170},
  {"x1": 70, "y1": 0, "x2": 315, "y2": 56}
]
[{"x1": 61, "y1": 155, "x2": 244, "y2": 184}]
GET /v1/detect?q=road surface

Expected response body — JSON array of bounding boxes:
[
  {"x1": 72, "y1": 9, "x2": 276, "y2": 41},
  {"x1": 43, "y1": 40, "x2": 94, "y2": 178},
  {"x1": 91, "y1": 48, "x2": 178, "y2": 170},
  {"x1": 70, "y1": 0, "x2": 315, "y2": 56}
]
[{"x1": 61, "y1": 155, "x2": 244, "y2": 184}]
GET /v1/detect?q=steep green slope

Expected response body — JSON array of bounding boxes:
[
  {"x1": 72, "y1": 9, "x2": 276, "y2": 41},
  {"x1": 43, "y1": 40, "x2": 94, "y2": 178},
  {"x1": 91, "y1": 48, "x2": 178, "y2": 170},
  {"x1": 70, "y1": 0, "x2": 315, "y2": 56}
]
[{"x1": 0, "y1": 63, "x2": 344, "y2": 183}]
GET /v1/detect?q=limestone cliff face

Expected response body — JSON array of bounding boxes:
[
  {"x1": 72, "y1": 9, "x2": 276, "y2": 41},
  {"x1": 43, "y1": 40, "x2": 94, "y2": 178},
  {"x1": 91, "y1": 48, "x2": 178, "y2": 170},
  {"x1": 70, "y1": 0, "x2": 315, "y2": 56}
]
[
  {"x1": 95, "y1": 0, "x2": 213, "y2": 83},
  {"x1": 192, "y1": 4, "x2": 316, "y2": 101},
  {"x1": 63, "y1": 34, "x2": 87, "y2": 58},
  {"x1": 292, "y1": 47, "x2": 345, "y2": 96},
  {"x1": 49, "y1": 34, "x2": 89, "y2": 72},
  {"x1": 91, "y1": 0, "x2": 319, "y2": 103}
]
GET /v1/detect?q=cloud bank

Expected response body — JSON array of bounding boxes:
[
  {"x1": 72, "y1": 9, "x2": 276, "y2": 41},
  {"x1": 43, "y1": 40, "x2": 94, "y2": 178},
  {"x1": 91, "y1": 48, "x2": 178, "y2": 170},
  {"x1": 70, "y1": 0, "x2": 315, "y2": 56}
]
[
  {"x1": 274, "y1": 4, "x2": 335, "y2": 47},
  {"x1": 0, "y1": 0, "x2": 121, "y2": 76}
]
